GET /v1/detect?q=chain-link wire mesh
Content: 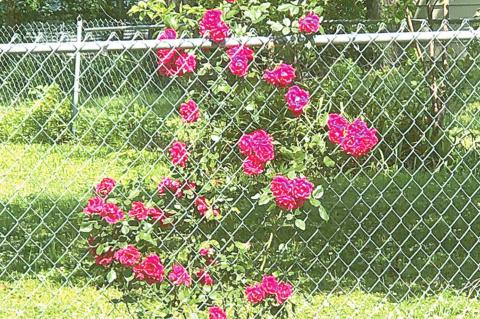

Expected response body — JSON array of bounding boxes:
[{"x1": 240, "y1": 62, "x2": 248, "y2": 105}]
[{"x1": 1, "y1": 19, "x2": 480, "y2": 318}]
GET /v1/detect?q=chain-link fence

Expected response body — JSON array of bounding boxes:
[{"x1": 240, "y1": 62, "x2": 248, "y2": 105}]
[{"x1": 1, "y1": 19, "x2": 480, "y2": 318}]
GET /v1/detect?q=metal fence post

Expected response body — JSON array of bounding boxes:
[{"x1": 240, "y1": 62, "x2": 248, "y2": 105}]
[{"x1": 72, "y1": 17, "x2": 83, "y2": 135}]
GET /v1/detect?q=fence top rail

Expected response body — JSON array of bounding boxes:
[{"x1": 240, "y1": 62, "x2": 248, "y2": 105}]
[
  {"x1": 1, "y1": 30, "x2": 480, "y2": 54},
  {"x1": 83, "y1": 24, "x2": 165, "y2": 32}
]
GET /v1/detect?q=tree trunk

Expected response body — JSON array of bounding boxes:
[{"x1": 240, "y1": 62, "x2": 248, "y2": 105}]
[
  {"x1": 366, "y1": 0, "x2": 382, "y2": 19},
  {"x1": 4, "y1": 0, "x2": 18, "y2": 25},
  {"x1": 116, "y1": 0, "x2": 125, "y2": 17}
]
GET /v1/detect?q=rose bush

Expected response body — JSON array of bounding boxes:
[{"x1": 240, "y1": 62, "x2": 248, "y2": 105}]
[
  {"x1": 81, "y1": 174, "x2": 300, "y2": 317},
  {"x1": 79, "y1": 1, "x2": 381, "y2": 317}
]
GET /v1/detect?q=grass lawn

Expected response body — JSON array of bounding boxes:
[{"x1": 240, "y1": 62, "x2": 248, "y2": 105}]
[
  {"x1": 1, "y1": 277, "x2": 479, "y2": 319},
  {"x1": 0, "y1": 142, "x2": 479, "y2": 289},
  {"x1": 0, "y1": 142, "x2": 169, "y2": 202}
]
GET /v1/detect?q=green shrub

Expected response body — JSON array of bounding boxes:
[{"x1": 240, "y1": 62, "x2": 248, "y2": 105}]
[
  {"x1": 74, "y1": 91, "x2": 178, "y2": 150},
  {"x1": 0, "y1": 84, "x2": 71, "y2": 144}
]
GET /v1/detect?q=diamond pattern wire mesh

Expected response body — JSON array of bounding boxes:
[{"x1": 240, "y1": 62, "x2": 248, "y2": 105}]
[{"x1": 0, "y1": 19, "x2": 480, "y2": 318}]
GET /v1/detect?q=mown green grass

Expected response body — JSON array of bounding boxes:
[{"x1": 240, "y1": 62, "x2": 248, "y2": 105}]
[
  {"x1": 295, "y1": 290, "x2": 480, "y2": 319},
  {"x1": 0, "y1": 143, "x2": 169, "y2": 201},
  {"x1": 1, "y1": 277, "x2": 479, "y2": 319}
]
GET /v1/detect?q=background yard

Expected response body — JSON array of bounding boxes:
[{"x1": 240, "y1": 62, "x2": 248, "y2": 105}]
[{"x1": 1, "y1": 2, "x2": 480, "y2": 317}]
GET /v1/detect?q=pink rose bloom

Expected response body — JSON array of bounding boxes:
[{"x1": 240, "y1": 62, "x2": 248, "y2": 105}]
[
  {"x1": 175, "y1": 52, "x2": 197, "y2": 76},
  {"x1": 242, "y1": 157, "x2": 265, "y2": 176},
  {"x1": 168, "y1": 263, "x2": 192, "y2": 287},
  {"x1": 250, "y1": 130, "x2": 275, "y2": 163},
  {"x1": 275, "y1": 195, "x2": 298, "y2": 211},
  {"x1": 299, "y1": 12, "x2": 321, "y2": 34},
  {"x1": 95, "y1": 177, "x2": 115, "y2": 197},
  {"x1": 196, "y1": 268, "x2": 214, "y2": 286},
  {"x1": 157, "y1": 28, "x2": 196, "y2": 77},
  {"x1": 170, "y1": 141, "x2": 189, "y2": 167},
  {"x1": 148, "y1": 207, "x2": 166, "y2": 223},
  {"x1": 209, "y1": 306, "x2": 227, "y2": 319},
  {"x1": 261, "y1": 275, "x2": 279, "y2": 295},
  {"x1": 225, "y1": 0, "x2": 236, "y2": 3},
  {"x1": 179, "y1": 100, "x2": 200, "y2": 123},
  {"x1": 275, "y1": 282, "x2": 293, "y2": 304},
  {"x1": 133, "y1": 254, "x2": 165, "y2": 284},
  {"x1": 159, "y1": 28, "x2": 177, "y2": 40},
  {"x1": 245, "y1": 284, "x2": 266, "y2": 304},
  {"x1": 340, "y1": 118, "x2": 378, "y2": 157},
  {"x1": 228, "y1": 56, "x2": 250, "y2": 77},
  {"x1": 238, "y1": 134, "x2": 253, "y2": 157},
  {"x1": 285, "y1": 86, "x2": 310, "y2": 117},
  {"x1": 157, "y1": 28, "x2": 178, "y2": 77},
  {"x1": 184, "y1": 181, "x2": 197, "y2": 191},
  {"x1": 227, "y1": 45, "x2": 254, "y2": 60},
  {"x1": 270, "y1": 175, "x2": 314, "y2": 210},
  {"x1": 227, "y1": 45, "x2": 254, "y2": 77},
  {"x1": 270, "y1": 176, "x2": 292, "y2": 197},
  {"x1": 99, "y1": 202, "x2": 124, "y2": 224},
  {"x1": 114, "y1": 245, "x2": 141, "y2": 267},
  {"x1": 199, "y1": 9, "x2": 230, "y2": 43},
  {"x1": 158, "y1": 177, "x2": 184, "y2": 198},
  {"x1": 83, "y1": 197, "x2": 104, "y2": 215},
  {"x1": 195, "y1": 196, "x2": 209, "y2": 216},
  {"x1": 128, "y1": 201, "x2": 149, "y2": 221},
  {"x1": 238, "y1": 130, "x2": 274, "y2": 176},
  {"x1": 292, "y1": 177, "x2": 314, "y2": 200},
  {"x1": 263, "y1": 63, "x2": 296, "y2": 87},
  {"x1": 157, "y1": 49, "x2": 177, "y2": 77},
  {"x1": 199, "y1": 247, "x2": 214, "y2": 257},
  {"x1": 95, "y1": 250, "x2": 114, "y2": 267},
  {"x1": 171, "y1": 179, "x2": 184, "y2": 197},
  {"x1": 327, "y1": 113, "x2": 349, "y2": 144},
  {"x1": 157, "y1": 177, "x2": 173, "y2": 196}
]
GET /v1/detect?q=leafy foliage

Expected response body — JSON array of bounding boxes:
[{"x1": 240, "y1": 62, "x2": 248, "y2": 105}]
[
  {"x1": 0, "y1": 84, "x2": 71, "y2": 144},
  {"x1": 0, "y1": 0, "x2": 136, "y2": 23}
]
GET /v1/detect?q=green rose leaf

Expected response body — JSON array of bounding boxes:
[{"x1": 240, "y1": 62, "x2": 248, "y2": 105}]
[
  {"x1": 269, "y1": 21, "x2": 284, "y2": 32},
  {"x1": 79, "y1": 224, "x2": 93, "y2": 233},
  {"x1": 258, "y1": 192, "x2": 271, "y2": 206},
  {"x1": 312, "y1": 185, "x2": 324, "y2": 199},
  {"x1": 128, "y1": 188, "x2": 140, "y2": 199},
  {"x1": 295, "y1": 219, "x2": 306, "y2": 231},
  {"x1": 121, "y1": 224, "x2": 129, "y2": 235},
  {"x1": 107, "y1": 269, "x2": 117, "y2": 283},
  {"x1": 323, "y1": 156, "x2": 335, "y2": 168},
  {"x1": 310, "y1": 198, "x2": 321, "y2": 207},
  {"x1": 318, "y1": 204, "x2": 329, "y2": 221}
]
